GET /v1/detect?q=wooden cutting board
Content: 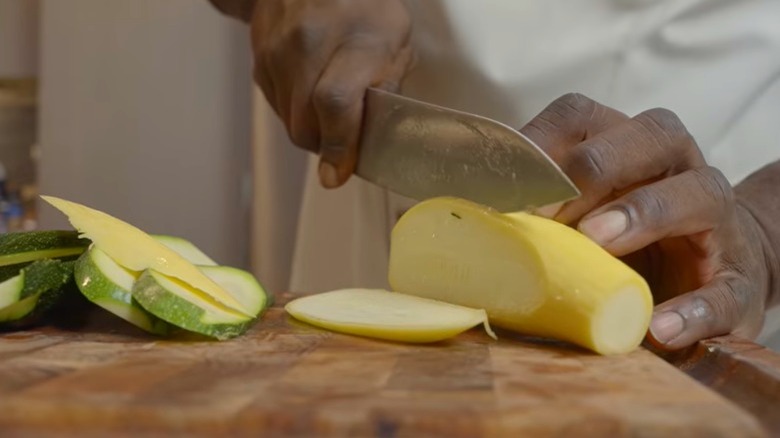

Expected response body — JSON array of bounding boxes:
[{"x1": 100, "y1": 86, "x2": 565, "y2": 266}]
[{"x1": 0, "y1": 297, "x2": 767, "y2": 438}]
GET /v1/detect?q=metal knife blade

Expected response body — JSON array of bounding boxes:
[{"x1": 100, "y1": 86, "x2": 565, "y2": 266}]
[{"x1": 355, "y1": 88, "x2": 580, "y2": 212}]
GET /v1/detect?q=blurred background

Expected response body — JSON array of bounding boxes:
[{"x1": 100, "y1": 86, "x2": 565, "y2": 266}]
[
  {"x1": 2, "y1": 0, "x2": 779, "y2": 350},
  {"x1": 1, "y1": 0, "x2": 261, "y2": 273}
]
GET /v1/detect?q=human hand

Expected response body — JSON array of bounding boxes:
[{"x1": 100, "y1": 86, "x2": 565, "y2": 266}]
[
  {"x1": 520, "y1": 93, "x2": 774, "y2": 350},
  {"x1": 250, "y1": 0, "x2": 414, "y2": 187}
]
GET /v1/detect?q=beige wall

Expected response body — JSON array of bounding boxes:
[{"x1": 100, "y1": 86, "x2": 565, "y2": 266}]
[
  {"x1": 37, "y1": 0, "x2": 253, "y2": 268},
  {"x1": 0, "y1": 0, "x2": 39, "y2": 78},
  {"x1": 250, "y1": 91, "x2": 308, "y2": 293}
]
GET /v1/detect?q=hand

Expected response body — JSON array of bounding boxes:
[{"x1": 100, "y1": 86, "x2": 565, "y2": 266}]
[
  {"x1": 250, "y1": 0, "x2": 414, "y2": 187},
  {"x1": 520, "y1": 93, "x2": 774, "y2": 350}
]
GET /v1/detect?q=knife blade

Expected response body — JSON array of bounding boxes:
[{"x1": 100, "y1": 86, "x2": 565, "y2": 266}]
[{"x1": 355, "y1": 88, "x2": 579, "y2": 212}]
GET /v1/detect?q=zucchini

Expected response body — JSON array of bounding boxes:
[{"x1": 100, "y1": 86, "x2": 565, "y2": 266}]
[
  {"x1": 132, "y1": 267, "x2": 266, "y2": 340},
  {"x1": 42, "y1": 196, "x2": 249, "y2": 316},
  {"x1": 75, "y1": 246, "x2": 169, "y2": 335},
  {"x1": 0, "y1": 259, "x2": 75, "y2": 325},
  {"x1": 0, "y1": 262, "x2": 29, "y2": 283},
  {"x1": 198, "y1": 265, "x2": 267, "y2": 317},
  {"x1": 75, "y1": 240, "x2": 266, "y2": 337},
  {"x1": 0, "y1": 274, "x2": 25, "y2": 309},
  {"x1": 152, "y1": 235, "x2": 217, "y2": 266},
  {"x1": 0, "y1": 230, "x2": 89, "y2": 267}
]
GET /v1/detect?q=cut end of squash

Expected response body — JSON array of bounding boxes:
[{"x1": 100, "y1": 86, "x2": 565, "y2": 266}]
[
  {"x1": 589, "y1": 285, "x2": 653, "y2": 355},
  {"x1": 389, "y1": 197, "x2": 546, "y2": 320},
  {"x1": 285, "y1": 288, "x2": 496, "y2": 343}
]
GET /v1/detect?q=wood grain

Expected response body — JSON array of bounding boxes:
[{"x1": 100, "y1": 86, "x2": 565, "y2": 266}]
[
  {"x1": 0, "y1": 301, "x2": 768, "y2": 438},
  {"x1": 661, "y1": 335, "x2": 780, "y2": 434}
]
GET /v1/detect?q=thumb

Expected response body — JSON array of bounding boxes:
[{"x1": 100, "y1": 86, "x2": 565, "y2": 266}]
[{"x1": 647, "y1": 276, "x2": 748, "y2": 350}]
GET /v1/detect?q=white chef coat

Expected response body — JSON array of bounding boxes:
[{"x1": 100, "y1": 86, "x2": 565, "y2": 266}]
[{"x1": 250, "y1": 0, "x2": 780, "y2": 341}]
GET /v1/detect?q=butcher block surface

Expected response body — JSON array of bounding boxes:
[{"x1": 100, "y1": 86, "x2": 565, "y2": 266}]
[{"x1": 0, "y1": 295, "x2": 769, "y2": 438}]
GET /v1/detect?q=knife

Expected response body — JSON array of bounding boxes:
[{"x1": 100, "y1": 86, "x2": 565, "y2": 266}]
[{"x1": 355, "y1": 88, "x2": 579, "y2": 212}]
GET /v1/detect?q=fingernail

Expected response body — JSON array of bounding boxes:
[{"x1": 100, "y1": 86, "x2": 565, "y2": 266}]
[
  {"x1": 319, "y1": 161, "x2": 339, "y2": 188},
  {"x1": 533, "y1": 202, "x2": 564, "y2": 218},
  {"x1": 578, "y1": 210, "x2": 627, "y2": 246},
  {"x1": 649, "y1": 311, "x2": 685, "y2": 344}
]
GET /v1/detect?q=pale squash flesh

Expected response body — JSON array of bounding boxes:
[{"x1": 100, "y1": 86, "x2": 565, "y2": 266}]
[
  {"x1": 285, "y1": 288, "x2": 496, "y2": 343},
  {"x1": 389, "y1": 197, "x2": 653, "y2": 355}
]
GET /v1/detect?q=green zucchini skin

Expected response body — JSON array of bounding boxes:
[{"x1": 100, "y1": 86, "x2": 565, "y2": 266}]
[
  {"x1": 0, "y1": 254, "x2": 83, "y2": 283},
  {"x1": 74, "y1": 248, "x2": 169, "y2": 335},
  {"x1": 0, "y1": 259, "x2": 76, "y2": 328},
  {"x1": 0, "y1": 231, "x2": 90, "y2": 267},
  {"x1": 132, "y1": 270, "x2": 255, "y2": 340},
  {"x1": 0, "y1": 262, "x2": 28, "y2": 282},
  {"x1": 18, "y1": 259, "x2": 76, "y2": 300}
]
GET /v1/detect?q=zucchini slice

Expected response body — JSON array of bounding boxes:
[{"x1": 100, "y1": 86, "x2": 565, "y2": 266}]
[
  {"x1": 198, "y1": 265, "x2": 267, "y2": 317},
  {"x1": 74, "y1": 236, "x2": 266, "y2": 337},
  {"x1": 152, "y1": 235, "x2": 218, "y2": 266},
  {"x1": 75, "y1": 247, "x2": 169, "y2": 335},
  {"x1": 41, "y1": 196, "x2": 249, "y2": 316},
  {"x1": 0, "y1": 259, "x2": 75, "y2": 325},
  {"x1": 0, "y1": 274, "x2": 24, "y2": 310},
  {"x1": 132, "y1": 267, "x2": 266, "y2": 340},
  {"x1": 0, "y1": 263, "x2": 29, "y2": 283},
  {"x1": 285, "y1": 289, "x2": 495, "y2": 343},
  {"x1": 0, "y1": 230, "x2": 89, "y2": 268}
]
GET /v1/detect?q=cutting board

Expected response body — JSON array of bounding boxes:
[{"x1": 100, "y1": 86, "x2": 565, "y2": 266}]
[{"x1": 0, "y1": 296, "x2": 766, "y2": 438}]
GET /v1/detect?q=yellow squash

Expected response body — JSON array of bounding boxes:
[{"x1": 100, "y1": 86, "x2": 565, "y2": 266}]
[{"x1": 389, "y1": 197, "x2": 653, "y2": 355}]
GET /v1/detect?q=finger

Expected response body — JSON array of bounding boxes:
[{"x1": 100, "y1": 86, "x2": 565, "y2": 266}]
[
  {"x1": 287, "y1": 82, "x2": 322, "y2": 152},
  {"x1": 373, "y1": 45, "x2": 414, "y2": 93},
  {"x1": 287, "y1": 48, "x2": 334, "y2": 152},
  {"x1": 288, "y1": 34, "x2": 411, "y2": 153},
  {"x1": 252, "y1": 60, "x2": 279, "y2": 117},
  {"x1": 577, "y1": 166, "x2": 734, "y2": 256},
  {"x1": 554, "y1": 108, "x2": 707, "y2": 224},
  {"x1": 312, "y1": 47, "x2": 391, "y2": 188},
  {"x1": 250, "y1": 12, "x2": 282, "y2": 119},
  {"x1": 647, "y1": 275, "x2": 754, "y2": 349},
  {"x1": 281, "y1": 20, "x2": 338, "y2": 151},
  {"x1": 519, "y1": 93, "x2": 629, "y2": 165}
]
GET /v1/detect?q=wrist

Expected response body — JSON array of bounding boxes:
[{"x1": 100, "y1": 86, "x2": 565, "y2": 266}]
[
  {"x1": 735, "y1": 160, "x2": 780, "y2": 309},
  {"x1": 737, "y1": 199, "x2": 780, "y2": 309}
]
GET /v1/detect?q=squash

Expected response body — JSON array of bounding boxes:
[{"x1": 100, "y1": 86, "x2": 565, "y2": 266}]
[{"x1": 388, "y1": 197, "x2": 653, "y2": 355}]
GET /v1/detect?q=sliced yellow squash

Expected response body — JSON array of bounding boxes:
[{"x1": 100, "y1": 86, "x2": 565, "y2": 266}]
[
  {"x1": 285, "y1": 288, "x2": 496, "y2": 343},
  {"x1": 389, "y1": 197, "x2": 653, "y2": 355}
]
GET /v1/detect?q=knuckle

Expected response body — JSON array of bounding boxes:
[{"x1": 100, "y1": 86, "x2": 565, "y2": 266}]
[
  {"x1": 567, "y1": 143, "x2": 609, "y2": 181},
  {"x1": 622, "y1": 186, "x2": 666, "y2": 228},
  {"x1": 313, "y1": 83, "x2": 354, "y2": 117},
  {"x1": 526, "y1": 93, "x2": 599, "y2": 144},
  {"x1": 551, "y1": 93, "x2": 597, "y2": 120},
  {"x1": 288, "y1": 21, "x2": 325, "y2": 53},
  {"x1": 634, "y1": 108, "x2": 693, "y2": 147},
  {"x1": 691, "y1": 166, "x2": 735, "y2": 214},
  {"x1": 694, "y1": 280, "x2": 744, "y2": 332},
  {"x1": 637, "y1": 108, "x2": 686, "y2": 134}
]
